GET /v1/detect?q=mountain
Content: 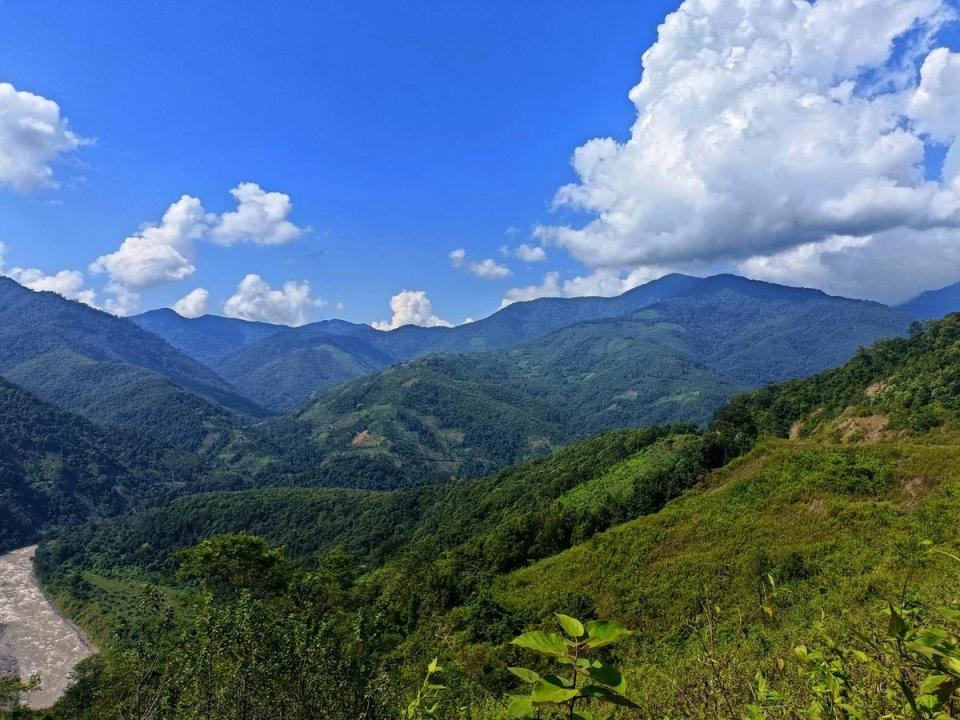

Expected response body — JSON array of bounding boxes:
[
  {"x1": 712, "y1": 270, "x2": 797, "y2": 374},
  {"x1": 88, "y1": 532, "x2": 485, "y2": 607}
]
[
  {"x1": 897, "y1": 280, "x2": 960, "y2": 319},
  {"x1": 35, "y1": 314, "x2": 960, "y2": 717},
  {"x1": 132, "y1": 309, "x2": 286, "y2": 366},
  {"x1": 0, "y1": 377, "x2": 199, "y2": 553},
  {"x1": 0, "y1": 279, "x2": 266, "y2": 450},
  {"x1": 252, "y1": 276, "x2": 909, "y2": 487},
  {"x1": 214, "y1": 328, "x2": 397, "y2": 411},
  {"x1": 147, "y1": 273, "x2": 912, "y2": 415}
]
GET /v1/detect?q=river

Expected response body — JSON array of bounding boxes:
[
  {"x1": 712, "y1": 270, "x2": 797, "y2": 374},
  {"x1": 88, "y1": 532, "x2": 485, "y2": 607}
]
[{"x1": 0, "y1": 546, "x2": 95, "y2": 709}]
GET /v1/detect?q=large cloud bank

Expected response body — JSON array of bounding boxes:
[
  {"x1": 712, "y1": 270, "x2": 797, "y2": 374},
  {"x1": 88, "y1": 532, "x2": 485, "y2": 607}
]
[{"x1": 525, "y1": 0, "x2": 960, "y2": 304}]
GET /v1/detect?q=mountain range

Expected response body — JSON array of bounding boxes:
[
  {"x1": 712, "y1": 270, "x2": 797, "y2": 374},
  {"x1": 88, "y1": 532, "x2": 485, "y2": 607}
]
[{"x1": 0, "y1": 271, "x2": 955, "y2": 550}]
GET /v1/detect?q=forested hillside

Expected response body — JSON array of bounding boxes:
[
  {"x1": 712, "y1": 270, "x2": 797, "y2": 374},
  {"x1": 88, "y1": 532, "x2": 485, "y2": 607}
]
[
  {"x1": 25, "y1": 314, "x2": 960, "y2": 720},
  {"x1": 0, "y1": 280, "x2": 265, "y2": 450},
  {"x1": 134, "y1": 275, "x2": 910, "y2": 415},
  {"x1": 252, "y1": 277, "x2": 908, "y2": 487},
  {"x1": 0, "y1": 378, "x2": 199, "y2": 553}
]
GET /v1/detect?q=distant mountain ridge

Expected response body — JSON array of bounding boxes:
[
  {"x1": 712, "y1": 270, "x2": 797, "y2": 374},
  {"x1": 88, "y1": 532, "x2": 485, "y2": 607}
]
[
  {"x1": 897, "y1": 281, "x2": 960, "y2": 320},
  {"x1": 139, "y1": 273, "x2": 897, "y2": 413}
]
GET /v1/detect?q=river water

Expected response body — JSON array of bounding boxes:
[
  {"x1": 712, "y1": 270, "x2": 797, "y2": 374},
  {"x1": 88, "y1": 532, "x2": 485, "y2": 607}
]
[{"x1": 0, "y1": 546, "x2": 95, "y2": 709}]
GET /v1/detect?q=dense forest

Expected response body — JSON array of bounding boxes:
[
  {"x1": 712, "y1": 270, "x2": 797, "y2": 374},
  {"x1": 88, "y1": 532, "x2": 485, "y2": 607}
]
[{"x1": 7, "y1": 313, "x2": 960, "y2": 718}]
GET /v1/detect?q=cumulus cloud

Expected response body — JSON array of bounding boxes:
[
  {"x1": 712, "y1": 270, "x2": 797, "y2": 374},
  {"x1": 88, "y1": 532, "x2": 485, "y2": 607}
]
[
  {"x1": 449, "y1": 248, "x2": 512, "y2": 279},
  {"x1": 500, "y1": 272, "x2": 562, "y2": 307},
  {"x1": 103, "y1": 283, "x2": 140, "y2": 316},
  {"x1": 223, "y1": 274, "x2": 325, "y2": 326},
  {"x1": 91, "y1": 183, "x2": 306, "y2": 292},
  {"x1": 0, "y1": 82, "x2": 88, "y2": 191},
  {"x1": 372, "y1": 290, "x2": 452, "y2": 330},
  {"x1": 514, "y1": 243, "x2": 547, "y2": 262},
  {"x1": 499, "y1": 266, "x2": 670, "y2": 307},
  {"x1": 173, "y1": 288, "x2": 209, "y2": 318},
  {"x1": 210, "y1": 183, "x2": 305, "y2": 246},
  {"x1": 535, "y1": 0, "x2": 960, "y2": 302},
  {"x1": 91, "y1": 195, "x2": 207, "y2": 288},
  {"x1": 5, "y1": 266, "x2": 98, "y2": 306}
]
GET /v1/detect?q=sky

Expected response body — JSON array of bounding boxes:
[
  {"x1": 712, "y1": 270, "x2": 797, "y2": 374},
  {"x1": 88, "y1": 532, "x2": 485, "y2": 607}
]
[{"x1": 1, "y1": 0, "x2": 959, "y2": 328}]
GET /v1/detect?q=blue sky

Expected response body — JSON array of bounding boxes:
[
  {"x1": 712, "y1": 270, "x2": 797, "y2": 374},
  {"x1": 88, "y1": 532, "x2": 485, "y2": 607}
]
[
  {"x1": 1, "y1": 1, "x2": 959, "y2": 326},
  {"x1": 0, "y1": 0, "x2": 678, "y2": 324}
]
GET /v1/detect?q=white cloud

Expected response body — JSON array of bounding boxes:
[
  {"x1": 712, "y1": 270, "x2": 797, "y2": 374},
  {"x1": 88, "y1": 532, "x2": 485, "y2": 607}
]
[
  {"x1": 535, "y1": 0, "x2": 960, "y2": 301},
  {"x1": 210, "y1": 183, "x2": 305, "y2": 246},
  {"x1": 449, "y1": 248, "x2": 512, "y2": 279},
  {"x1": 90, "y1": 195, "x2": 207, "y2": 288},
  {"x1": 500, "y1": 272, "x2": 562, "y2": 307},
  {"x1": 5, "y1": 267, "x2": 97, "y2": 306},
  {"x1": 514, "y1": 243, "x2": 547, "y2": 262},
  {"x1": 103, "y1": 283, "x2": 140, "y2": 316},
  {"x1": 499, "y1": 266, "x2": 671, "y2": 307},
  {"x1": 223, "y1": 274, "x2": 325, "y2": 326},
  {"x1": 91, "y1": 183, "x2": 306, "y2": 292},
  {"x1": 173, "y1": 287, "x2": 209, "y2": 318},
  {"x1": 909, "y1": 47, "x2": 960, "y2": 145},
  {"x1": 372, "y1": 290, "x2": 452, "y2": 330},
  {"x1": 0, "y1": 241, "x2": 98, "y2": 306},
  {"x1": 0, "y1": 82, "x2": 88, "y2": 191},
  {"x1": 739, "y1": 228, "x2": 960, "y2": 304}
]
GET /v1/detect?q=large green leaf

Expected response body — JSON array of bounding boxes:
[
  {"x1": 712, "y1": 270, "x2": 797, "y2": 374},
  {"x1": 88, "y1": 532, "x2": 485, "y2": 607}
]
[
  {"x1": 556, "y1": 613, "x2": 585, "y2": 638},
  {"x1": 507, "y1": 695, "x2": 535, "y2": 718},
  {"x1": 585, "y1": 620, "x2": 633, "y2": 649},
  {"x1": 508, "y1": 667, "x2": 541, "y2": 684},
  {"x1": 581, "y1": 684, "x2": 640, "y2": 708},
  {"x1": 531, "y1": 677, "x2": 580, "y2": 704},
  {"x1": 511, "y1": 631, "x2": 569, "y2": 658},
  {"x1": 585, "y1": 661, "x2": 625, "y2": 692}
]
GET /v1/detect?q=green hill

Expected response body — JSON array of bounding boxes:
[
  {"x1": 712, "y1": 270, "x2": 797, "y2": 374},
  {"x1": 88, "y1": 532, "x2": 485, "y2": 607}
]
[
  {"x1": 252, "y1": 279, "x2": 907, "y2": 488},
  {"x1": 0, "y1": 377, "x2": 199, "y2": 553},
  {"x1": 0, "y1": 279, "x2": 267, "y2": 450},
  {"x1": 134, "y1": 275, "x2": 910, "y2": 416},
  {"x1": 131, "y1": 309, "x2": 285, "y2": 366}
]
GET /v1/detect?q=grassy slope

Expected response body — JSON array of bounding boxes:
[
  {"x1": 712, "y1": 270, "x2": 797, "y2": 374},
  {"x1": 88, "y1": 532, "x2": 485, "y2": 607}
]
[{"x1": 482, "y1": 434, "x2": 960, "y2": 713}]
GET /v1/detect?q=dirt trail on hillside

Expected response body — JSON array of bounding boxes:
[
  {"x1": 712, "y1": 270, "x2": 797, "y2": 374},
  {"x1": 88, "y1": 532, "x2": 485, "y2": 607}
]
[{"x1": 0, "y1": 546, "x2": 95, "y2": 709}]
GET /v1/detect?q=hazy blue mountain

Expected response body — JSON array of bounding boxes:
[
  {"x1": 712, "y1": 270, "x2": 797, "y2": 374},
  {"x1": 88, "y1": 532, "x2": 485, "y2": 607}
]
[
  {"x1": 132, "y1": 308, "x2": 286, "y2": 366},
  {"x1": 0, "y1": 279, "x2": 267, "y2": 449},
  {"x1": 897, "y1": 281, "x2": 960, "y2": 320},
  {"x1": 183, "y1": 274, "x2": 783, "y2": 410}
]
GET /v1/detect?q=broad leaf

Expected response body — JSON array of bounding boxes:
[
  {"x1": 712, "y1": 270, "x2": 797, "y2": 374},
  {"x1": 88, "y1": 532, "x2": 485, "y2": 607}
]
[
  {"x1": 511, "y1": 631, "x2": 569, "y2": 658},
  {"x1": 531, "y1": 678, "x2": 580, "y2": 704},
  {"x1": 581, "y1": 684, "x2": 640, "y2": 708},
  {"x1": 585, "y1": 661, "x2": 625, "y2": 692},
  {"x1": 508, "y1": 667, "x2": 541, "y2": 684},
  {"x1": 506, "y1": 695, "x2": 535, "y2": 718},
  {"x1": 585, "y1": 620, "x2": 633, "y2": 649},
  {"x1": 556, "y1": 613, "x2": 585, "y2": 638}
]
